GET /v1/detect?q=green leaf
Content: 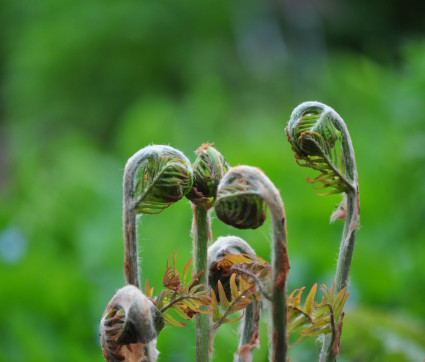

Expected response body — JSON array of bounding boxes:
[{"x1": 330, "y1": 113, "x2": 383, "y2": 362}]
[
  {"x1": 211, "y1": 289, "x2": 221, "y2": 322},
  {"x1": 182, "y1": 257, "x2": 193, "y2": 284},
  {"x1": 303, "y1": 283, "x2": 317, "y2": 316},
  {"x1": 163, "y1": 312, "x2": 186, "y2": 327},
  {"x1": 217, "y1": 280, "x2": 230, "y2": 310},
  {"x1": 230, "y1": 273, "x2": 238, "y2": 301}
]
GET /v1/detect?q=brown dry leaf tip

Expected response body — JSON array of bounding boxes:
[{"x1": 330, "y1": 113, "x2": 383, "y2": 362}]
[
  {"x1": 330, "y1": 195, "x2": 347, "y2": 223},
  {"x1": 196, "y1": 142, "x2": 215, "y2": 153}
]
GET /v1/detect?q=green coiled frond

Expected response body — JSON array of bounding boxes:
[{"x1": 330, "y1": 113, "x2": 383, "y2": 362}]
[
  {"x1": 286, "y1": 102, "x2": 357, "y2": 195},
  {"x1": 215, "y1": 183, "x2": 267, "y2": 230},
  {"x1": 125, "y1": 145, "x2": 193, "y2": 215}
]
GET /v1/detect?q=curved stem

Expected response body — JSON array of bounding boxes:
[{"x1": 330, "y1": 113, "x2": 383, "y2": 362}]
[
  {"x1": 319, "y1": 108, "x2": 360, "y2": 361},
  {"x1": 192, "y1": 204, "x2": 212, "y2": 362},
  {"x1": 122, "y1": 147, "x2": 163, "y2": 288},
  {"x1": 218, "y1": 166, "x2": 290, "y2": 362},
  {"x1": 242, "y1": 168, "x2": 289, "y2": 362},
  {"x1": 288, "y1": 102, "x2": 359, "y2": 361},
  {"x1": 122, "y1": 148, "x2": 147, "y2": 288}
]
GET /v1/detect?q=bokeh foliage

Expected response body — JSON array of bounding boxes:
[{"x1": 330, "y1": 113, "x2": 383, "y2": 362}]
[{"x1": 1, "y1": 1, "x2": 425, "y2": 361}]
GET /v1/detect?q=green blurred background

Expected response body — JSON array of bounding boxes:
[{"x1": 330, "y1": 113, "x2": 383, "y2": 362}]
[{"x1": 1, "y1": 0, "x2": 425, "y2": 361}]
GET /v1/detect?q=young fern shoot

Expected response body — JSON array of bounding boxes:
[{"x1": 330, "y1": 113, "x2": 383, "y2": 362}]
[
  {"x1": 215, "y1": 166, "x2": 290, "y2": 362},
  {"x1": 123, "y1": 145, "x2": 193, "y2": 287},
  {"x1": 207, "y1": 236, "x2": 261, "y2": 362},
  {"x1": 186, "y1": 144, "x2": 229, "y2": 362},
  {"x1": 286, "y1": 101, "x2": 360, "y2": 361}
]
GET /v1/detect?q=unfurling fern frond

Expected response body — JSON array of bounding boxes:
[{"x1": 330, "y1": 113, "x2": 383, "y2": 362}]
[
  {"x1": 122, "y1": 145, "x2": 193, "y2": 288},
  {"x1": 286, "y1": 102, "x2": 357, "y2": 195},
  {"x1": 129, "y1": 146, "x2": 193, "y2": 214}
]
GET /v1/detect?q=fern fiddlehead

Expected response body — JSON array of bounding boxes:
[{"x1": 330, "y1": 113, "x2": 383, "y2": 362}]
[
  {"x1": 286, "y1": 101, "x2": 360, "y2": 361},
  {"x1": 186, "y1": 144, "x2": 229, "y2": 362},
  {"x1": 100, "y1": 285, "x2": 164, "y2": 361},
  {"x1": 215, "y1": 166, "x2": 290, "y2": 362},
  {"x1": 208, "y1": 236, "x2": 261, "y2": 362},
  {"x1": 123, "y1": 145, "x2": 193, "y2": 288}
]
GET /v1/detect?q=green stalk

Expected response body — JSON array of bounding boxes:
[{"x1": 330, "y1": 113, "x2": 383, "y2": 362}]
[{"x1": 192, "y1": 204, "x2": 212, "y2": 362}]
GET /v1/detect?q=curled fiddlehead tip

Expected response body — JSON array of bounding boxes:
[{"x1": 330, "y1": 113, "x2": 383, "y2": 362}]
[
  {"x1": 186, "y1": 143, "x2": 229, "y2": 208},
  {"x1": 124, "y1": 145, "x2": 193, "y2": 215},
  {"x1": 207, "y1": 236, "x2": 256, "y2": 298},
  {"x1": 100, "y1": 285, "x2": 164, "y2": 361},
  {"x1": 286, "y1": 101, "x2": 357, "y2": 195},
  {"x1": 215, "y1": 166, "x2": 267, "y2": 229}
]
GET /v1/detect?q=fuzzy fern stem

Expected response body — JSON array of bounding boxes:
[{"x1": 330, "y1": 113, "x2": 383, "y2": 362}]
[
  {"x1": 192, "y1": 204, "x2": 213, "y2": 362},
  {"x1": 215, "y1": 166, "x2": 290, "y2": 362}
]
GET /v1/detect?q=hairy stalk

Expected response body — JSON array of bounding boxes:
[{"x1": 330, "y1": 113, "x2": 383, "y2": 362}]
[
  {"x1": 192, "y1": 204, "x2": 213, "y2": 362},
  {"x1": 215, "y1": 166, "x2": 290, "y2": 362},
  {"x1": 207, "y1": 236, "x2": 261, "y2": 362},
  {"x1": 286, "y1": 101, "x2": 359, "y2": 361},
  {"x1": 122, "y1": 145, "x2": 193, "y2": 287},
  {"x1": 187, "y1": 144, "x2": 229, "y2": 362}
]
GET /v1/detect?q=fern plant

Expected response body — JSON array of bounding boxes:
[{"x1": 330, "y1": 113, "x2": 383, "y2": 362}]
[{"x1": 286, "y1": 101, "x2": 360, "y2": 361}]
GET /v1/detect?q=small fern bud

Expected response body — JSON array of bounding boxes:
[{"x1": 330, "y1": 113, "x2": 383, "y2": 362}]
[
  {"x1": 186, "y1": 143, "x2": 229, "y2": 208},
  {"x1": 215, "y1": 168, "x2": 267, "y2": 229},
  {"x1": 100, "y1": 285, "x2": 164, "y2": 362}
]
